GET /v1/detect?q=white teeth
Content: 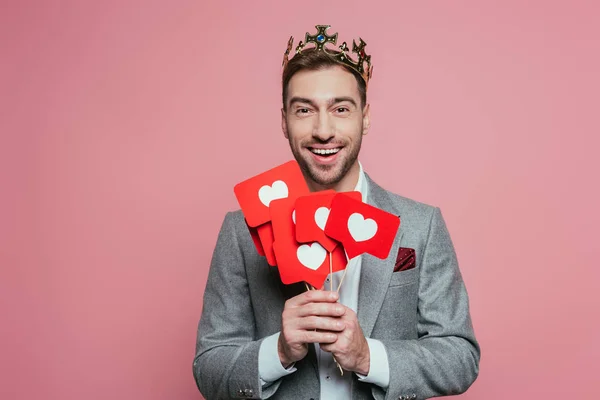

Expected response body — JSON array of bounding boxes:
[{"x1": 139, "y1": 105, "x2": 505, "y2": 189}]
[{"x1": 311, "y1": 148, "x2": 341, "y2": 155}]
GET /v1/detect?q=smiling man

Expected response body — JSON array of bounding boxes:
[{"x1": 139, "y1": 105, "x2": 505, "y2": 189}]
[
  {"x1": 283, "y1": 65, "x2": 368, "y2": 193},
  {"x1": 193, "y1": 25, "x2": 480, "y2": 400}
]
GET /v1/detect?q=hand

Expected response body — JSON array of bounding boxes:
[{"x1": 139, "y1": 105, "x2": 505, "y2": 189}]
[
  {"x1": 278, "y1": 290, "x2": 346, "y2": 367},
  {"x1": 319, "y1": 305, "x2": 370, "y2": 375}
]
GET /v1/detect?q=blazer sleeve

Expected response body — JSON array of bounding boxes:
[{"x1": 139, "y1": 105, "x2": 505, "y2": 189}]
[
  {"x1": 193, "y1": 212, "x2": 270, "y2": 399},
  {"x1": 373, "y1": 207, "x2": 481, "y2": 400}
]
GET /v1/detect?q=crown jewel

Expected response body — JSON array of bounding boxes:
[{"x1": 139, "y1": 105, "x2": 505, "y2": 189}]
[{"x1": 282, "y1": 25, "x2": 373, "y2": 88}]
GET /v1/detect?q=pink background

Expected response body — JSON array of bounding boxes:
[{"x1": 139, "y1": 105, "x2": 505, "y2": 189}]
[{"x1": 2, "y1": 1, "x2": 599, "y2": 398}]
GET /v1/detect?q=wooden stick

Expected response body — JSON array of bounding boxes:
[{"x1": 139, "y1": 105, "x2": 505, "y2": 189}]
[
  {"x1": 304, "y1": 282, "x2": 311, "y2": 291},
  {"x1": 331, "y1": 250, "x2": 345, "y2": 375},
  {"x1": 329, "y1": 252, "x2": 333, "y2": 292},
  {"x1": 336, "y1": 269, "x2": 349, "y2": 293},
  {"x1": 336, "y1": 361, "x2": 344, "y2": 375},
  {"x1": 336, "y1": 250, "x2": 351, "y2": 293}
]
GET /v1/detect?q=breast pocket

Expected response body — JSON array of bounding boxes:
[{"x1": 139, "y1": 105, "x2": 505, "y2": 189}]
[
  {"x1": 388, "y1": 266, "x2": 419, "y2": 287},
  {"x1": 374, "y1": 267, "x2": 420, "y2": 339}
]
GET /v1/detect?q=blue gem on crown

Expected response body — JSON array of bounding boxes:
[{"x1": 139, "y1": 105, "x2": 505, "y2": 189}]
[{"x1": 317, "y1": 34, "x2": 325, "y2": 42}]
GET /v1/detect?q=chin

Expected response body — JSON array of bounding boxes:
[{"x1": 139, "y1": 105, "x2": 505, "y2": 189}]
[
  {"x1": 291, "y1": 146, "x2": 353, "y2": 187},
  {"x1": 306, "y1": 164, "x2": 345, "y2": 187}
]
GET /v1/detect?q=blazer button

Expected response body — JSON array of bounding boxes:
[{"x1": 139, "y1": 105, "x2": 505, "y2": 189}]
[
  {"x1": 244, "y1": 389, "x2": 253, "y2": 397},
  {"x1": 411, "y1": 394, "x2": 417, "y2": 399},
  {"x1": 237, "y1": 389, "x2": 244, "y2": 397}
]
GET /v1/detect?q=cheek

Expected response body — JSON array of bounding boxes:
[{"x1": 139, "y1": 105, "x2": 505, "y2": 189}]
[
  {"x1": 336, "y1": 119, "x2": 363, "y2": 138},
  {"x1": 287, "y1": 119, "x2": 313, "y2": 139}
]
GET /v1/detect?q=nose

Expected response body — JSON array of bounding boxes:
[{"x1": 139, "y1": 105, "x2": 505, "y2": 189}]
[{"x1": 312, "y1": 112, "x2": 335, "y2": 141}]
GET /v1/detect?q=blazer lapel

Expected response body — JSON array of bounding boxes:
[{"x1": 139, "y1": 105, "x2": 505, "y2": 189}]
[{"x1": 357, "y1": 175, "x2": 404, "y2": 338}]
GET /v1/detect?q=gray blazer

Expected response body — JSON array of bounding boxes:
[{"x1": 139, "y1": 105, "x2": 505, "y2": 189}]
[{"x1": 193, "y1": 174, "x2": 480, "y2": 400}]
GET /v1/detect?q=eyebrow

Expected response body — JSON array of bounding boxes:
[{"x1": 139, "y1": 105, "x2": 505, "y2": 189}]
[{"x1": 288, "y1": 96, "x2": 358, "y2": 108}]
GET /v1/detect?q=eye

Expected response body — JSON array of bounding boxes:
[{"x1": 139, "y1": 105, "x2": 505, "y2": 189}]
[
  {"x1": 335, "y1": 107, "x2": 349, "y2": 113},
  {"x1": 295, "y1": 107, "x2": 311, "y2": 115}
]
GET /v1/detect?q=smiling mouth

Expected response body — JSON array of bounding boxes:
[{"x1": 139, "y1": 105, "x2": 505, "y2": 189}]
[{"x1": 309, "y1": 147, "x2": 342, "y2": 157}]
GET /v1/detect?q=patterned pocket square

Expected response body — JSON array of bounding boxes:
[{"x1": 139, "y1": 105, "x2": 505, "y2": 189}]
[{"x1": 394, "y1": 247, "x2": 416, "y2": 272}]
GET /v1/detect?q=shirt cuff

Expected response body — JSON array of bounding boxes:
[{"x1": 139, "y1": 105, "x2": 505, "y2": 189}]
[
  {"x1": 355, "y1": 338, "x2": 390, "y2": 389},
  {"x1": 258, "y1": 332, "x2": 297, "y2": 386}
]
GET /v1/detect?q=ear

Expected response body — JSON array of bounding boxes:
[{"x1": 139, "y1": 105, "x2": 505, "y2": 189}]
[
  {"x1": 281, "y1": 108, "x2": 289, "y2": 139},
  {"x1": 362, "y1": 103, "x2": 371, "y2": 136}
]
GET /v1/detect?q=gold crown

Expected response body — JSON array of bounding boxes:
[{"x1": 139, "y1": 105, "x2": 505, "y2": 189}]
[{"x1": 282, "y1": 25, "x2": 373, "y2": 88}]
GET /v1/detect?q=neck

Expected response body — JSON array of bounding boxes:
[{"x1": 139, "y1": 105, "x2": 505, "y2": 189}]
[{"x1": 306, "y1": 161, "x2": 361, "y2": 193}]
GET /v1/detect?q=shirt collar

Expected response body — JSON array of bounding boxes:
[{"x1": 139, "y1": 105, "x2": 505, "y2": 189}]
[{"x1": 352, "y1": 161, "x2": 368, "y2": 203}]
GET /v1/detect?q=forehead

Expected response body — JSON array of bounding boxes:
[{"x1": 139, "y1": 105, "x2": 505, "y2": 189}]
[{"x1": 286, "y1": 66, "x2": 360, "y2": 104}]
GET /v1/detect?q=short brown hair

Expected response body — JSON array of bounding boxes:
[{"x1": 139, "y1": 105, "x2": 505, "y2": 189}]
[{"x1": 282, "y1": 48, "x2": 367, "y2": 110}]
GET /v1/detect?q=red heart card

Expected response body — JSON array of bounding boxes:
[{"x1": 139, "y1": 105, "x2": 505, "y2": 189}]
[
  {"x1": 257, "y1": 223, "x2": 277, "y2": 266},
  {"x1": 269, "y1": 197, "x2": 297, "y2": 248},
  {"x1": 245, "y1": 219, "x2": 265, "y2": 256},
  {"x1": 325, "y1": 193, "x2": 400, "y2": 260},
  {"x1": 270, "y1": 197, "x2": 347, "y2": 287},
  {"x1": 273, "y1": 240, "x2": 348, "y2": 288},
  {"x1": 234, "y1": 160, "x2": 309, "y2": 228},
  {"x1": 295, "y1": 190, "x2": 362, "y2": 252},
  {"x1": 272, "y1": 241, "x2": 326, "y2": 287}
]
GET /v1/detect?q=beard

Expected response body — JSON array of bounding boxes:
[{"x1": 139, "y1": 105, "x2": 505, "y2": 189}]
[{"x1": 286, "y1": 124, "x2": 363, "y2": 188}]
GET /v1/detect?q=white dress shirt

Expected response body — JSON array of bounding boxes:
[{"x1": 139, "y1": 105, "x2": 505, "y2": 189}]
[{"x1": 258, "y1": 162, "x2": 390, "y2": 398}]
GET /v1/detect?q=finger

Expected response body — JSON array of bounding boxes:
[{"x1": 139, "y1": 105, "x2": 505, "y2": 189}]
[
  {"x1": 296, "y1": 316, "x2": 345, "y2": 332},
  {"x1": 286, "y1": 290, "x2": 339, "y2": 307},
  {"x1": 290, "y1": 330, "x2": 338, "y2": 345},
  {"x1": 318, "y1": 342, "x2": 334, "y2": 353},
  {"x1": 293, "y1": 302, "x2": 346, "y2": 318},
  {"x1": 318, "y1": 340, "x2": 345, "y2": 354},
  {"x1": 282, "y1": 303, "x2": 341, "y2": 327},
  {"x1": 319, "y1": 335, "x2": 351, "y2": 352},
  {"x1": 336, "y1": 306, "x2": 357, "y2": 323}
]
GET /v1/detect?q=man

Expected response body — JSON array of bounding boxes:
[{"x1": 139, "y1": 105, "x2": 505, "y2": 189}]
[{"x1": 193, "y1": 25, "x2": 480, "y2": 400}]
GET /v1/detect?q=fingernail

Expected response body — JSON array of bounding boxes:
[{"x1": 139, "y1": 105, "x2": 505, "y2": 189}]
[{"x1": 330, "y1": 292, "x2": 338, "y2": 300}]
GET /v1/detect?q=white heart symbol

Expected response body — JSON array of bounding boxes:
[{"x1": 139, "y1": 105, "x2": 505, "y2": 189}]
[
  {"x1": 314, "y1": 207, "x2": 330, "y2": 231},
  {"x1": 258, "y1": 180, "x2": 288, "y2": 207},
  {"x1": 296, "y1": 243, "x2": 327, "y2": 270},
  {"x1": 348, "y1": 213, "x2": 378, "y2": 242}
]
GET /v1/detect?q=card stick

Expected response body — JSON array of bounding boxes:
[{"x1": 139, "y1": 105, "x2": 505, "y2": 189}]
[
  {"x1": 332, "y1": 251, "x2": 347, "y2": 375},
  {"x1": 329, "y1": 252, "x2": 333, "y2": 292},
  {"x1": 336, "y1": 249, "x2": 351, "y2": 293},
  {"x1": 336, "y1": 270, "x2": 348, "y2": 293}
]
